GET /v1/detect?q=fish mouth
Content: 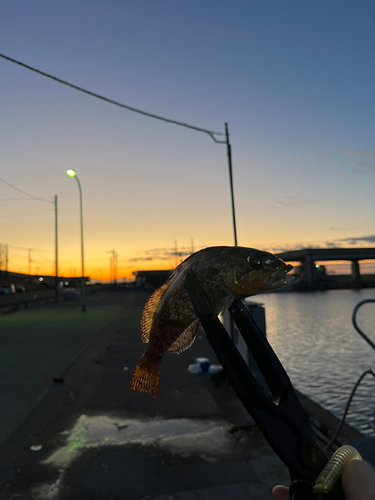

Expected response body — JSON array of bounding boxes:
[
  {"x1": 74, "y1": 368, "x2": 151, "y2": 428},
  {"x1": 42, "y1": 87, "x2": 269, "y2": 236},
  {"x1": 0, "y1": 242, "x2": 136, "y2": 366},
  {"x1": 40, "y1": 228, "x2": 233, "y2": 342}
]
[{"x1": 270, "y1": 264, "x2": 295, "y2": 288}]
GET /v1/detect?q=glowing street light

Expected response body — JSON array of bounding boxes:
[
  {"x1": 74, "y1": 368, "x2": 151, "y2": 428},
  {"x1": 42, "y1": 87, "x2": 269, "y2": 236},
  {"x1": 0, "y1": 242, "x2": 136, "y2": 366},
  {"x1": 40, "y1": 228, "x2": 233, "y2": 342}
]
[{"x1": 66, "y1": 169, "x2": 86, "y2": 312}]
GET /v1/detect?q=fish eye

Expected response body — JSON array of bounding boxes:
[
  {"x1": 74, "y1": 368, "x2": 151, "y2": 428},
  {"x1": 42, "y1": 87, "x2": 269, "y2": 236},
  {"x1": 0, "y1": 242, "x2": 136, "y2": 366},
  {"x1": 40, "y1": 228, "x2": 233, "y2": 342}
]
[{"x1": 251, "y1": 259, "x2": 263, "y2": 270}]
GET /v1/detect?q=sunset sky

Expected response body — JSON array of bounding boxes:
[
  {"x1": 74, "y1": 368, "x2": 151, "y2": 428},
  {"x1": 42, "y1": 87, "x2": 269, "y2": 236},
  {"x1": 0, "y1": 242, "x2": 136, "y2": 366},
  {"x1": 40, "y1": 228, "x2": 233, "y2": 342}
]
[{"x1": 1, "y1": 1, "x2": 374, "y2": 280}]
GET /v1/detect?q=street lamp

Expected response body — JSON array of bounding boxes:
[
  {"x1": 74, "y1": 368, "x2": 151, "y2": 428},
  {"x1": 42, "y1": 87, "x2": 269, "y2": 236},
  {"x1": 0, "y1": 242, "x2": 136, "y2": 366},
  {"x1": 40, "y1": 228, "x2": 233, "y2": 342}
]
[{"x1": 66, "y1": 169, "x2": 86, "y2": 312}]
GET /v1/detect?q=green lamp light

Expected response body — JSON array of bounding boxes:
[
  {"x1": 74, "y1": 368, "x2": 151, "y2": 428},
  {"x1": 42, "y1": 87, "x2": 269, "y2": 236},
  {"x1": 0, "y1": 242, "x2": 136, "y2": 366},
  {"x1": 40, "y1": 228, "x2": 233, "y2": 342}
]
[{"x1": 66, "y1": 169, "x2": 77, "y2": 178}]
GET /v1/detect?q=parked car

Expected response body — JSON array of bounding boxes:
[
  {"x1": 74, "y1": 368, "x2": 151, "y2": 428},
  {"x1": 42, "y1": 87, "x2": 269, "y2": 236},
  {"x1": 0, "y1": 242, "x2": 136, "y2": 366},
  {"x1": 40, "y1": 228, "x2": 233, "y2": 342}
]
[
  {"x1": 15, "y1": 284, "x2": 26, "y2": 293},
  {"x1": 64, "y1": 288, "x2": 80, "y2": 300},
  {"x1": 0, "y1": 284, "x2": 16, "y2": 294}
]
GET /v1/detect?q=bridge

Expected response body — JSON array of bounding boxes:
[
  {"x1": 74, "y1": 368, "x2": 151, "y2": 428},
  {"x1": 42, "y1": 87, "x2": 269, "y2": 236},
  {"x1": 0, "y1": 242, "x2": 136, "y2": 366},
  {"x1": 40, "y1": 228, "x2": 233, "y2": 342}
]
[{"x1": 276, "y1": 247, "x2": 375, "y2": 290}]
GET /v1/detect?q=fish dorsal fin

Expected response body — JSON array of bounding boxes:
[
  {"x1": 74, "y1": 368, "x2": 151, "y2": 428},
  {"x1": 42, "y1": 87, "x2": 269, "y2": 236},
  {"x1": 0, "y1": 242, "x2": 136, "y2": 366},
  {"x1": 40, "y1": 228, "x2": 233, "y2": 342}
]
[
  {"x1": 168, "y1": 318, "x2": 200, "y2": 354},
  {"x1": 141, "y1": 280, "x2": 171, "y2": 343}
]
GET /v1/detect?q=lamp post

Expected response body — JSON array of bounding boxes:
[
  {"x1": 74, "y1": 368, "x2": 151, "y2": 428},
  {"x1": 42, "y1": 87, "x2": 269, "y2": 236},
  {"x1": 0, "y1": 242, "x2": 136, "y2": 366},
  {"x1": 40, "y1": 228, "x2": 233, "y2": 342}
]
[{"x1": 66, "y1": 169, "x2": 86, "y2": 312}]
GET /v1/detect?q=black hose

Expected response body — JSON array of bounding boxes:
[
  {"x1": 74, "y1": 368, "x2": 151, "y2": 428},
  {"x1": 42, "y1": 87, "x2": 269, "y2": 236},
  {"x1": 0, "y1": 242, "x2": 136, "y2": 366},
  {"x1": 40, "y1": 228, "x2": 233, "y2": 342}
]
[
  {"x1": 324, "y1": 369, "x2": 375, "y2": 450},
  {"x1": 351, "y1": 299, "x2": 375, "y2": 351}
]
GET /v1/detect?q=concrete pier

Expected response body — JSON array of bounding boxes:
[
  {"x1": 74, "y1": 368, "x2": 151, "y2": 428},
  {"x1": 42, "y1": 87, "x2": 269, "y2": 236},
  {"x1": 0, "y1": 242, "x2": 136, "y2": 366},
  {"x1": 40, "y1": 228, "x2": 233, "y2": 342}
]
[{"x1": 0, "y1": 289, "x2": 291, "y2": 499}]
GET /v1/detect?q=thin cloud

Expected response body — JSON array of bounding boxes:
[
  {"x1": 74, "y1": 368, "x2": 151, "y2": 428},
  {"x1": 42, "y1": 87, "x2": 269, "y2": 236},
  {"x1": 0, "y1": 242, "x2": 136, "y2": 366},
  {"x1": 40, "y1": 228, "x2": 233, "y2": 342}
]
[
  {"x1": 127, "y1": 257, "x2": 154, "y2": 262},
  {"x1": 268, "y1": 243, "x2": 320, "y2": 253},
  {"x1": 340, "y1": 235, "x2": 375, "y2": 244},
  {"x1": 342, "y1": 150, "x2": 375, "y2": 157},
  {"x1": 338, "y1": 150, "x2": 375, "y2": 174},
  {"x1": 271, "y1": 238, "x2": 375, "y2": 252},
  {"x1": 348, "y1": 159, "x2": 366, "y2": 166},
  {"x1": 351, "y1": 167, "x2": 375, "y2": 174},
  {"x1": 269, "y1": 241, "x2": 355, "y2": 253},
  {"x1": 309, "y1": 152, "x2": 332, "y2": 161},
  {"x1": 127, "y1": 245, "x2": 201, "y2": 264},
  {"x1": 277, "y1": 196, "x2": 319, "y2": 207},
  {"x1": 127, "y1": 256, "x2": 174, "y2": 262}
]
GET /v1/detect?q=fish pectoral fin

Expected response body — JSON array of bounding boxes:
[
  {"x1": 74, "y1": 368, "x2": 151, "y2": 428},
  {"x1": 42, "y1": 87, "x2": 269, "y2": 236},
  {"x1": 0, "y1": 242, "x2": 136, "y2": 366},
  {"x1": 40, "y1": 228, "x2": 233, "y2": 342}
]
[
  {"x1": 141, "y1": 280, "x2": 170, "y2": 343},
  {"x1": 168, "y1": 319, "x2": 200, "y2": 354}
]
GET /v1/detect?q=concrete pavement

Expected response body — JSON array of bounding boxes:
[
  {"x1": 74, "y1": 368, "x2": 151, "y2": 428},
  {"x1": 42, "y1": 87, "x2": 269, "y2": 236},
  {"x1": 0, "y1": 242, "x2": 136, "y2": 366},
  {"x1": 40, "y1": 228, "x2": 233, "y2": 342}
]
[
  {"x1": 0, "y1": 288, "x2": 289, "y2": 499},
  {"x1": 0, "y1": 289, "x2": 125, "y2": 445}
]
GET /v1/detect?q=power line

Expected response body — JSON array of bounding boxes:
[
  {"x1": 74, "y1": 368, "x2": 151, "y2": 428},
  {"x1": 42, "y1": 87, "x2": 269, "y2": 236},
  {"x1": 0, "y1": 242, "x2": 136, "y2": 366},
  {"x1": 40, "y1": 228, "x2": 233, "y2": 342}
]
[
  {"x1": 0, "y1": 176, "x2": 53, "y2": 204},
  {"x1": 9, "y1": 244, "x2": 53, "y2": 253},
  {"x1": 1, "y1": 54, "x2": 238, "y2": 245},
  {"x1": 0, "y1": 197, "x2": 42, "y2": 201},
  {"x1": 33, "y1": 251, "x2": 55, "y2": 263},
  {"x1": 5, "y1": 251, "x2": 26, "y2": 259},
  {"x1": 0, "y1": 209, "x2": 53, "y2": 219},
  {"x1": 9, "y1": 245, "x2": 106, "y2": 256},
  {"x1": 0, "y1": 53, "x2": 224, "y2": 139}
]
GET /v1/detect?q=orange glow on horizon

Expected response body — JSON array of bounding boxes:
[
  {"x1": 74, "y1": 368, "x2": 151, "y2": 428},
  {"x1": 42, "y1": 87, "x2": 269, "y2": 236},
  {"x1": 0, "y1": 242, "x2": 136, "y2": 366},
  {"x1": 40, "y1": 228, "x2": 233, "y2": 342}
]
[
  {"x1": 6, "y1": 253, "x2": 375, "y2": 282},
  {"x1": 6, "y1": 258, "x2": 177, "y2": 282}
]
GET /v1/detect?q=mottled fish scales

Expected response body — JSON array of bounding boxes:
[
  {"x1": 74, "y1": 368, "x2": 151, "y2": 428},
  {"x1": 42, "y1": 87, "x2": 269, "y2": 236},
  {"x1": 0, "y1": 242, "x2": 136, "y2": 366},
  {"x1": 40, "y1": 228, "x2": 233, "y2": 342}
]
[{"x1": 130, "y1": 246, "x2": 294, "y2": 398}]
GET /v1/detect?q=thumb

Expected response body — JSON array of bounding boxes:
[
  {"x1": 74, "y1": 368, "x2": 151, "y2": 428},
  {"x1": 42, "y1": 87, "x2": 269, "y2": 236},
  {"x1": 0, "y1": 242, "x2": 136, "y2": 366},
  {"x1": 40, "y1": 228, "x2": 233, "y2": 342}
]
[
  {"x1": 342, "y1": 460, "x2": 375, "y2": 500},
  {"x1": 271, "y1": 485, "x2": 290, "y2": 500}
]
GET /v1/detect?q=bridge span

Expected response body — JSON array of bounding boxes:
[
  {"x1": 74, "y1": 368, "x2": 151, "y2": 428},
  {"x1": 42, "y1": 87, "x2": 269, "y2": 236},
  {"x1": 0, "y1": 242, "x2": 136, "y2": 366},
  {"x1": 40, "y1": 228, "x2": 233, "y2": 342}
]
[{"x1": 276, "y1": 247, "x2": 375, "y2": 290}]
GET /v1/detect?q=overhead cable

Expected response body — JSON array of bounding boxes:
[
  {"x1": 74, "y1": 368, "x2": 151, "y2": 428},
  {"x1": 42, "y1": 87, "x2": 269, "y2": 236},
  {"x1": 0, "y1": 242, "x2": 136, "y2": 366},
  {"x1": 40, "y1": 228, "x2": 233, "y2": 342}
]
[
  {"x1": 0, "y1": 53, "x2": 224, "y2": 139},
  {"x1": 0, "y1": 209, "x2": 53, "y2": 219},
  {"x1": 0, "y1": 176, "x2": 53, "y2": 204}
]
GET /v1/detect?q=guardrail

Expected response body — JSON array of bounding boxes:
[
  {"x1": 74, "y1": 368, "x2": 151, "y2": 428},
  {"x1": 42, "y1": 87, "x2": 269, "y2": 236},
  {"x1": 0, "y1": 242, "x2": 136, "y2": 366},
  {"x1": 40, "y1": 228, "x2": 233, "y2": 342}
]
[
  {"x1": 0, "y1": 293, "x2": 59, "y2": 313},
  {"x1": 0, "y1": 284, "x2": 122, "y2": 314}
]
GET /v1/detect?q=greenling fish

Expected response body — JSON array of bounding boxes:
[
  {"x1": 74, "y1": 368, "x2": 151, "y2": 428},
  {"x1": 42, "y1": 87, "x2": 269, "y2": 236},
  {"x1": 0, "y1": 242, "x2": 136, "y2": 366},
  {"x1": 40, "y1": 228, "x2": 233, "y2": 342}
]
[{"x1": 130, "y1": 246, "x2": 294, "y2": 398}]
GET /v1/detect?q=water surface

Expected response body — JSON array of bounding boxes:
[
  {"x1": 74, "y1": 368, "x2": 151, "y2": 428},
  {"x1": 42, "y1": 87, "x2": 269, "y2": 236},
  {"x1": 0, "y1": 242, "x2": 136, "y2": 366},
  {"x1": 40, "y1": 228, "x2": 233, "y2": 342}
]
[{"x1": 248, "y1": 289, "x2": 375, "y2": 436}]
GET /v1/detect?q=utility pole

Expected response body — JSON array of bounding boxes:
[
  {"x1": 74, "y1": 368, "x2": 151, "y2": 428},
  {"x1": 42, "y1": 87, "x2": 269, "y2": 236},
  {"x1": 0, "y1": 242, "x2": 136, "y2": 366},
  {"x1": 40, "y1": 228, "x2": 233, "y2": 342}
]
[
  {"x1": 114, "y1": 252, "x2": 118, "y2": 285},
  {"x1": 5, "y1": 244, "x2": 8, "y2": 273},
  {"x1": 108, "y1": 250, "x2": 118, "y2": 286},
  {"x1": 210, "y1": 123, "x2": 238, "y2": 343},
  {"x1": 28, "y1": 248, "x2": 33, "y2": 275},
  {"x1": 225, "y1": 123, "x2": 237, "y2": 246},
  {"x1": 54, "y1": 195, "x2": 58, "y2": 304},
  {"x1": 209, "y1": 123, "x2": 238, "y2": 247}
]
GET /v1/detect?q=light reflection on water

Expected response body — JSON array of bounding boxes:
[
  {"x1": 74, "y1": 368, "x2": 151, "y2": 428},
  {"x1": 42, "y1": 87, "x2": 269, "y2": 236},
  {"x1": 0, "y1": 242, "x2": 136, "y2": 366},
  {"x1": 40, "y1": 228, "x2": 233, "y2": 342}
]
[{"x1": 248, "y1": 289, "x2": 375, "y2": 436}]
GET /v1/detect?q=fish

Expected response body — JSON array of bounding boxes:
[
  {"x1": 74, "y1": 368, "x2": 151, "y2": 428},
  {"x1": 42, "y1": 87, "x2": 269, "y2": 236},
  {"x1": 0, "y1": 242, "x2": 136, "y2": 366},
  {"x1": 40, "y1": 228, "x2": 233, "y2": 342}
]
[{"x1": 130, "y1": 246, "x2": 294, "y2": 398}]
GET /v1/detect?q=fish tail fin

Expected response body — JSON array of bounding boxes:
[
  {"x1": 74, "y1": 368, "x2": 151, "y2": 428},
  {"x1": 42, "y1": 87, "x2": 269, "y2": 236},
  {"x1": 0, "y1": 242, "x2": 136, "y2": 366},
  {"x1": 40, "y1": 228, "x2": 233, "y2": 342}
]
[{"x1": 130, "y1": 355, "x2": 160, "y2": 398}]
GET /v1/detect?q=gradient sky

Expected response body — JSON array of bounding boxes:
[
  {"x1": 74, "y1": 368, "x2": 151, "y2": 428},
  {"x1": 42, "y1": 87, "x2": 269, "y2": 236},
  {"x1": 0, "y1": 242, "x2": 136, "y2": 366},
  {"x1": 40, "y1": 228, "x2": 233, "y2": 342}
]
[{"x1": 1, "y1": 1, "x2": 375, "y2": 280}]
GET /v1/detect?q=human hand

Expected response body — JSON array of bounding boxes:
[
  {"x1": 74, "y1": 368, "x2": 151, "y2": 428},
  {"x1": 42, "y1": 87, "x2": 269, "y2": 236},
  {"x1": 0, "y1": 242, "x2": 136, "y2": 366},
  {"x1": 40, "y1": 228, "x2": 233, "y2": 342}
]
[{"x1": 272, "y1": 460, "x2": 375, "y2": 500}]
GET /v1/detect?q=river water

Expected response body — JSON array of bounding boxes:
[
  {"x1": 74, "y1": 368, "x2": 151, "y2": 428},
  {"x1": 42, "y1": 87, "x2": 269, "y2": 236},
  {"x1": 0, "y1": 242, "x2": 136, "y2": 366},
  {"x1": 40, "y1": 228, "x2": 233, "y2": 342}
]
[{"x1": 247, "y1": 289, "x2": 375, "y2": 437}]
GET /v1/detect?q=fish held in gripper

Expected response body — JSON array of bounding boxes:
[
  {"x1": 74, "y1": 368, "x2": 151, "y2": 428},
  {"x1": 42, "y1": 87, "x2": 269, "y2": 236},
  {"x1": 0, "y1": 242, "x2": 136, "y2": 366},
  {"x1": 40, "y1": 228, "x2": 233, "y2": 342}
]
[{"x1": 130, "y1": 246, "x2": 294, "y2": 398}]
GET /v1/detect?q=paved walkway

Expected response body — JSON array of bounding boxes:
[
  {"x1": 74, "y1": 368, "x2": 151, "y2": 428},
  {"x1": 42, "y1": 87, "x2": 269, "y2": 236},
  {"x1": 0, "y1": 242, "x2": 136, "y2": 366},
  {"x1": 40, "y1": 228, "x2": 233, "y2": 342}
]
[
  {"x1": 0, "y1": 290, "x2": 123, "y2": 444},
  {"x1": 0, "y1": 289, "x2": 289, "y2": 499}
]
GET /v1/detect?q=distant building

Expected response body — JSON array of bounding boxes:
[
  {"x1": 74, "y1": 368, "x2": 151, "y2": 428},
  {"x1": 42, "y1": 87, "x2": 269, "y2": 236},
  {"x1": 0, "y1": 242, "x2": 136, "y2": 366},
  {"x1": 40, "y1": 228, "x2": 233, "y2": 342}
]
[{"x1": 133, "y1": 270, "x2": 172, "y2": 289}]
